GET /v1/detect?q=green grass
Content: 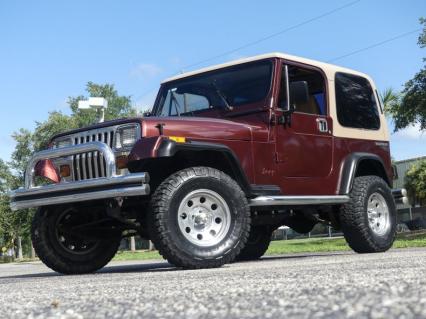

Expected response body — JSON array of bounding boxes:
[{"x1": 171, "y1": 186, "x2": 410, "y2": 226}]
[
  {"x1": 112, "y1": 232, "x2": 426, "y2": 261},
  {"x1": 113, "y1": 249, "x2": 162, "y2": 261},
  {"x1": 266, "y1": 237, "x2": 350, "y2": 255},
  {"x1": 3, "y1": 232, "x2": 425, "y2": 263}
]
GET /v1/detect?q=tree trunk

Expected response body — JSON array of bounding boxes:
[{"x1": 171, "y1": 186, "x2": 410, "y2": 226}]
[
  {"x1": 130, "y1": 236, "x2": 136, "y2": 252},
  {"x1": 17, "y1": 236, "x2": 23, "y2": 260},
  {"x1": 31, "y1": 245, "x2": 36, "y2": 259},
  {"x1": 148, "y1": 240, "x2": 155, "y2": 251}
]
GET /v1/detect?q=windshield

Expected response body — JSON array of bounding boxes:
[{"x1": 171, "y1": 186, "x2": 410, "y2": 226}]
[{"x1": 154, "y1": 60, "x2": 273, "y2": 117}]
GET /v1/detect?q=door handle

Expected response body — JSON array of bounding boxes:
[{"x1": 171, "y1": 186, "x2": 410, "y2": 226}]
[{"x1": 316, "y1": 118, "x2": 328, "y2": 133}]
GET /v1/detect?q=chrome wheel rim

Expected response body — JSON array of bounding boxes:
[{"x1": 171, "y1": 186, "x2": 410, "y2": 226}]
[
  {"x1": 367, "y1": 192, "x2": 390, "y2": 236},
  {"x1": 177, "y1": 189, "x2": 231, "y2": 247}
]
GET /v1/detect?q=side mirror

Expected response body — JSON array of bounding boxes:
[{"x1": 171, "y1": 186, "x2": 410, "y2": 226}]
[{"x1": 289, "y1": 81, "x2": 309, "y2": 106}]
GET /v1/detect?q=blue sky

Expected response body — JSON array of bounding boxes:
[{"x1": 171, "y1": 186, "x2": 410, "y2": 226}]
[{"x1": 0, "y1": 0, "x2": 425, "y2": 161}]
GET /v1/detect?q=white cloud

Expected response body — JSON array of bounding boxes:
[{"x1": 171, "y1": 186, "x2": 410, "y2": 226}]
[
  {"x1": 393, "y1": 123, "x2": 426, "y2": 140},
  {"x1": 134, "y1": 89, "x2": 159, "y2": 113},
  {"x1": 169, "y1": 56, "x2": 182, "y2": 67},
  {"x1": 130, "y1": 63, "x2": 162, "y2": 79}
]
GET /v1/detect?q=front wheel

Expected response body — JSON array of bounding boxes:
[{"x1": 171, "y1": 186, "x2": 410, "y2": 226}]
[
  {"x1": 149, "y1": 167, "x2": 251, "y2": 269},
  {"x1": 32, "y1": 206, "x2": 121, "y2": 274},
  {"x1": 339, "y1": 176, "x2": 397, "y2": 253}
]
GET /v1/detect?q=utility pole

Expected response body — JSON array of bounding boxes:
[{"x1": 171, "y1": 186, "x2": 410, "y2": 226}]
[{"x1": 78, "y1": 97, "x2": 108, "y2": 123}]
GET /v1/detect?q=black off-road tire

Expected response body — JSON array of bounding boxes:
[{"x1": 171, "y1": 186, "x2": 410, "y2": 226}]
[
  {"x1": 340, "y1": 175, "x2": 397, "y2": 253},
  {"x1": 149, "y1": 167, "x2": 251, "y2": 269},
  {"x1": 32, "y1": 207, "x2": 121, "y2": 274},
  {"x1": 236, "y1": 226, "x2": 273, "y2": 261}
]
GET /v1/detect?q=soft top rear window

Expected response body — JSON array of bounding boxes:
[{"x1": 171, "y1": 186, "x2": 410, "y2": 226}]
[{"x1": 335, "y1": 72, "x2": 380, "y2": 130}]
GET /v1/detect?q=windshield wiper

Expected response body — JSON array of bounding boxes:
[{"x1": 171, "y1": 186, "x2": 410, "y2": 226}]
[
  {"x1": 211, "y1": 82, "x2": 233, "y2": 111},
  {"x1": 170, "y1": 91, "x2": 181, "y2": 116}
]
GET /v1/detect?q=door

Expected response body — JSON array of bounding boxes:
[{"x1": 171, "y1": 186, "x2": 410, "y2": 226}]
[{"x1": 275, "y1": 63, "x2": 333, "y2": 182}]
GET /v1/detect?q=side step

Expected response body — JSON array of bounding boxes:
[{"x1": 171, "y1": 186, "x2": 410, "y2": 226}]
[{"x1": 249, "y1": 195, "x2": 350, "y2": 207}]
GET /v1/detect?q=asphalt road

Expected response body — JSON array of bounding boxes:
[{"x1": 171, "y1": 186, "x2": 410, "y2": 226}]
[{"x1": 1, "y1": 248, "x2": 426, "y2": 319}]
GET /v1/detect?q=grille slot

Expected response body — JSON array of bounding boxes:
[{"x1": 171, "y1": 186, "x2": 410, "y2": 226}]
[{"x1": 71, "y1": 128, "x2": 115, "y2": 181}]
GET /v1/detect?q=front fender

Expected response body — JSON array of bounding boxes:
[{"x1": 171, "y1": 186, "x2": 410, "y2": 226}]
[
  {"x1": 127, "y1": 136, "x2": 167, "y2": 161},
  {"x1": 127, "y1": 136, "x2": 253, "y2": 196}
]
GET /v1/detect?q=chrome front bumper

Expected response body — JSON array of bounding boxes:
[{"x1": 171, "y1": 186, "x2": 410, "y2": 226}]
[{"x1": 10, "y1": 141, "x2": 150, "y2": 211}]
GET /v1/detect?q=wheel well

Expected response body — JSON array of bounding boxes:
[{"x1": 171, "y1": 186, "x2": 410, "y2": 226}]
[
  {"x1": 339, "y1": 153, "x2": 391, "y2": 195},
  {"x1": 355, "y1": 159, "x2": 390, "y2": 186},
  {"x1": 128, "y1": 150, "x2": 251, "y2": 195}
]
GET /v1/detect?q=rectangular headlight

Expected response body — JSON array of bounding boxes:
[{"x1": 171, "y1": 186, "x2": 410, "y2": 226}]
[
  {"x1": 54, "y1": 138, "x2": 72, "y2": 148},
  {"x1": 115, "y1": 124, "x2": 139, "y2": 149}
]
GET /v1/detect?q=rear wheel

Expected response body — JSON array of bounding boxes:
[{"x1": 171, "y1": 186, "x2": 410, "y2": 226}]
[
  {"x1": 236, "y1": 226, "x2": 273, "y2": 261},
  {"x1": 32, "y1": 206, "x2": 121, "y2": 274},
  {"x1": 149, "y1": 167, "x2": 251, "y2": 269},
  {"x1": 339, "y1": 176, "x2": 396, "y2": 253}
]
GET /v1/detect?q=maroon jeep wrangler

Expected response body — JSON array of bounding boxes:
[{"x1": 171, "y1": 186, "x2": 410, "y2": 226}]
[{"x1": 10, "y1": 53, "x2": 407, "y2": 274}]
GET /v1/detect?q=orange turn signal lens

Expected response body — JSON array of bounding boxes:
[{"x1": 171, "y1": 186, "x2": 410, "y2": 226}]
[
  {"x1": 116, "y1": 155, "x2": 128, "y2": 169},
  {"x1": 169, "y1": 136, "x2": 186, "y2": 143},
  {"x1": 59, "y1": 165, "x2": 71, "y2": 178}
]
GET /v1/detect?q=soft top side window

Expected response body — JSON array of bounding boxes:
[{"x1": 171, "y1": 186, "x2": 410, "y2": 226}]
[
  {"x1": 279, "y1": 64, "x2": 327, "y2": 116},
  {"x1": 335, "y1": 72, "x2": 380, "y2": 130}
]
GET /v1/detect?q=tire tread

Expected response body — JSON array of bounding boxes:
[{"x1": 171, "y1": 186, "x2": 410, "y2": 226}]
[{"x1": 149, "y1": 166, "x2": 251, "y2": 269}]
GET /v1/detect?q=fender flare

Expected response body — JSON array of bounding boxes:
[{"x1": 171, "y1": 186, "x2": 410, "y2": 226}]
[
  {"x1": 128, "y1": 137, "x2": 253, "y2": 196},
  {"x1": 338, "y1": 152, "x2": 391, "y2": 195}
]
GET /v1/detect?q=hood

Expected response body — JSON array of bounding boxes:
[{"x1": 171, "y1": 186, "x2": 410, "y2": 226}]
[
  {"x1": 50, "y1": 115, "x2": 262, "y2": 143},
  {"x1": 51, "y1": 117, "x2": 144, "y2": 141},
  {"x1": 141, "y1": 116, "x2": 253, "y2": 141}
]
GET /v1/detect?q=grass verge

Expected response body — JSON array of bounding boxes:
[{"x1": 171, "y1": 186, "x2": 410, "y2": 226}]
[
  {"x1": 2, "y1": 232, "x2": 424, "y2": 263},
  {"x1": 112, "y1": 232, "x2": 426, "y2": 261}
]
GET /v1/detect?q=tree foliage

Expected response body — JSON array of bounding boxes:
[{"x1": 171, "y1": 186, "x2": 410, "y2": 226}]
[
  {"x1": 405, "y1": 160, "x2": 426, "y2": 206},
  {"x1": 380, "y1": 88, "x2": 400, "y2": 114},
  {"x1": 387, "y1": 18, "x2": 426, "y2": 131},
  {"x1": 0, "y1": 82, "x2": 138, "y2": 256},
  {"x1": 69, "y1": 82, "x2": 136, "y2": 128}
]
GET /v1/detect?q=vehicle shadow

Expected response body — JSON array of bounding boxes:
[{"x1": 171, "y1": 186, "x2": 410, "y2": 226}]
[
  {"x1": 0, "y1": 251, "x2": 352, "y2": 280},
  {"x1": 0, "y1": 261, "x2": 176, "y2": 280},
  {"x1": 259, "y1": 251, "x2": 352, "y2": 261}
]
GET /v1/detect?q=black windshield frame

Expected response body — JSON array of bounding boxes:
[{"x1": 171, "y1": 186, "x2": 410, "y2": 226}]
[{"x1": 152, "y1": 59, "x2": 274, "y2": 117}]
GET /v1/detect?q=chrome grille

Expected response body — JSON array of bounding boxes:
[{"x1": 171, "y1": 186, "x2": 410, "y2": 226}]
[{"x1": 72, "y1": 128, "x2": 115, "y2": 181}]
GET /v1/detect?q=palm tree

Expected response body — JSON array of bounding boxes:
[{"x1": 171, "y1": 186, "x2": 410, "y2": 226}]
[{"x1": 380, "y1": 88, "x2": 400, "y2": 114}]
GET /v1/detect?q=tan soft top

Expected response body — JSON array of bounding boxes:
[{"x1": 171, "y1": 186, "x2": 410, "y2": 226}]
[
  {"x1": 162, "y1": 52, "x2": 389, "y2": 142},
  {"x1": 162, "y1": 52, "x2": 373, "y2": 84}
]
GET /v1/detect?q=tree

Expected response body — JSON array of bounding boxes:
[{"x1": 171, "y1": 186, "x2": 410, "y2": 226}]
[
  {"x1": 405, "y1": 159, "x2": 426, "y2": 206},
  {"x1": 387, "y1": 18, "x2": 426, "y2": 131},
  {"x1": 380, "y1": 88, "x2": 400, "y2": 113},
  {"x1": 0, "y1": 159, "x2": 32, "y2": 259},
  {"x1": 69, "y1": 82, "x2": 136, "y2": 128},
  {"x1": 0, "y1": 82, "x2": 138, "y2": 258}
]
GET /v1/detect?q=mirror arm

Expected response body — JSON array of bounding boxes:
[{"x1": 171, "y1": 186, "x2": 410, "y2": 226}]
[{"x1": 282, "y1": 105, "x2": 295, "y2": 127}]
